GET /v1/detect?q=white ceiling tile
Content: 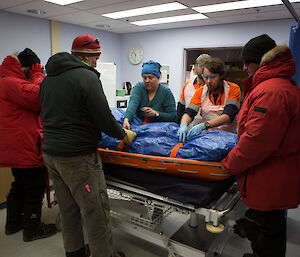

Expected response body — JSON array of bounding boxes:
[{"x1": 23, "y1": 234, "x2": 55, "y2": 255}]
[
  {"x1": 204, "y1": 4, "x2": 296, "y2": 18},
  {"x1": 69, "y1": 0, "x2": 132, "y2": 10},
  {"x1": 182, "y1": 0, "x2": 235, "y2": 8},
  {"x1": 3, "y1": 0, "x2": 76, "y2": 18},
  {"x1": 0, "y1": 0, "x2": 34, "y2": 9},
  {"x1": 51, "y1": 10, "x2": 101, "y2": 24},
  {"x1": 83, "y1": 17, "x2": 134, "y2": 32},
  {"x1": 0, "y1": 0, "x2": 299, "y2": 34},
  {"x1": 213, "y1": 10, "x2": 293, "y2": 24}
]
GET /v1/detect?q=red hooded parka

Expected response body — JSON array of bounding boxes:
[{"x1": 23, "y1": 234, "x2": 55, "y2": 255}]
[
  {"x1": 222, "y1": 46, "x2": 300, "y2": 211},
  {"x1": 0, "y1": 55, "x2": 45, "y2": 168}
]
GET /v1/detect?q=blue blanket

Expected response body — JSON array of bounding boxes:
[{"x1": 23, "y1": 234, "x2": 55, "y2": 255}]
[{"x1": 99, "y1": 108, "x2": 238, "y2": 161}]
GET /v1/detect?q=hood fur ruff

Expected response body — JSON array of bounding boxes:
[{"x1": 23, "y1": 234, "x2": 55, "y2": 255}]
[{"x1": 261, "y1": 45, "x2": 289, "y2": 65}]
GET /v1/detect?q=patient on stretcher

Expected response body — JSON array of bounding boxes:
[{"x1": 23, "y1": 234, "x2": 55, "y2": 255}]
[{"x1": 100, "y1": 108, "x2": 238, "y2": 162}]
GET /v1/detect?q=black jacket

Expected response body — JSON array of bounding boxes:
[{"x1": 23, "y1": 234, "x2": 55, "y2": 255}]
[{"x1": 40, "y1": 52, "x2": 125, "y2": 156}]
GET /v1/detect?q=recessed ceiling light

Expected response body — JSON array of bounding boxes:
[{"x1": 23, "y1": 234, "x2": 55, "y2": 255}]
[
  {"x1": 192, "y1": 0, "x2": 300, "y2": 13},
  {"x1": 102, "y1": 2, "x2": 187, "y2": 19},
  {"x1": 131, "y1": 13, "x2": 208, "y2": 26},
  {"x1": 27, "y1": 9, "x2": 46, "y2": 15},
  {"x1": 44, "y1": 0, "x2": 83, "y2": 6}
]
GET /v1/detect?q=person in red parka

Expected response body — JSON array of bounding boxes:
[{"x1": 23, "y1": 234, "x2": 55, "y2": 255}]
[
  {"x1": 0, "y1": 48, "x2": 57, "y2": 242},
  {"x1": 222, "y1": 35, "x2": 300, "y2": 257}
]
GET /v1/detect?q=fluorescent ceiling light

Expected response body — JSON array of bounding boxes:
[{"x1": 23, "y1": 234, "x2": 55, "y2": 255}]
[
  {"x1": 131, "y1": 13, "x2": 208, "y2": 26},
  {"x1": 44, "y1": 0, "x2": 83, "y2": 5},
  {"x1": 102, "y1": 2, "x2": 187, "y2": 19},
  {"x1": 193, "y1": 0, "x2": 300, "y2": 13}
]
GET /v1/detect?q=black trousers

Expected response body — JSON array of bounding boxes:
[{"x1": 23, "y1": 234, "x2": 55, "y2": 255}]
[
  {"x1": 234, "y1": 208, "x2": 286, "y2": 257},
  {"x1": 6, "y1": 167, "x2": 47, "y2": 233}
]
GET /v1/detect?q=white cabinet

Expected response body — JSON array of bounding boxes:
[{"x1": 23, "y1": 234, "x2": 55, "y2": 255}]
[{"x1": 96, "y1": 62, "x2": 116, "y2": 107}]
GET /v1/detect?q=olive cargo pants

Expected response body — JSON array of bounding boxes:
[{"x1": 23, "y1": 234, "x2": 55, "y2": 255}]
[{"x1": 44, "y1": 152, "x2": 119, "y2": 257}]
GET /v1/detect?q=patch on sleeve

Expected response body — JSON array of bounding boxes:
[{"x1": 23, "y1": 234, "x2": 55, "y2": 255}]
[{"x1": 254, "y1": 106, "x2": 267, "y2": 113}]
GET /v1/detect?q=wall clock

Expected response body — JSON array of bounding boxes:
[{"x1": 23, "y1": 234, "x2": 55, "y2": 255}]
[{"x1": 128, "y1": 46, "x2": 144, "y2": 65}]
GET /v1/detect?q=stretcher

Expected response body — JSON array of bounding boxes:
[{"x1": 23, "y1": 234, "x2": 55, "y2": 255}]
[
  {"x1": 99, "y1": 148, "x2": 242, "y2": 257},
  {"x1": 98, "y1": 148, "x2": 230, "y2": 181}
]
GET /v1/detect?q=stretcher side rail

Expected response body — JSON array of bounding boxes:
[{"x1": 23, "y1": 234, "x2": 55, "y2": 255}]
[{"x1": 99, "y1": 148, "x2": 229, "y2": 181}]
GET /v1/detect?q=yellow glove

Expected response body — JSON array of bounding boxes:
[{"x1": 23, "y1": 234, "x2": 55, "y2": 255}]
[{"x1": 123, "y1": 129, "x2": 137, "y2": 145}]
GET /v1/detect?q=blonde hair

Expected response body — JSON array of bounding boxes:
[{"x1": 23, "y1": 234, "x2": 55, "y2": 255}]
[{"x1": 195, "y1": 54, "x2": 211, "y2": 66}]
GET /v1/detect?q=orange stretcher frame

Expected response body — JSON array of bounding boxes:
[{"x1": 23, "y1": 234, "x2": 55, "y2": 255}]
[{"x1": 98, "y1": 148, "x2": 230, "y2": 181}]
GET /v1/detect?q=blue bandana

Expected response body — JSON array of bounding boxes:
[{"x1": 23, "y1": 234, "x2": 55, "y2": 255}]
[{"x1": 141, "y1": 60, "x2": 161, "y2": 78}]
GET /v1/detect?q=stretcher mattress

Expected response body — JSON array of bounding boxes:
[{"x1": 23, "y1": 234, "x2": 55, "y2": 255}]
[{"x1": 103, "y1": 163, "x2": 235, "y2": 209}]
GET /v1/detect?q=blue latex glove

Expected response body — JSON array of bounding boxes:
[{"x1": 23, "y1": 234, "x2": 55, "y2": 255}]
[
  {"x1": 187, "y1": 123, "x2": 206, "y2": 140},
  {"x1": 177, "y1": 124, "x2": 188, "y2": 143}
]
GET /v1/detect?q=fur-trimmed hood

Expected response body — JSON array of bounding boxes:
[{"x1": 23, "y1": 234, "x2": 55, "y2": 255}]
[
  {"x1": 0, "y1": 54, "x2": 25, "y2": 79},
  {"x1": 251, "y1": 45, "x2": 296, "y2": 89},
  {"x1": 260, "y1": 44, "x2": 290, "y2": 64}
]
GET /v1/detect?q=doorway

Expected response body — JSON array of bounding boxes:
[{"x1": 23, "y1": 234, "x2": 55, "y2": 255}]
[{"x1": 184, "y1": 47, "x2": 248, "y2": 94}]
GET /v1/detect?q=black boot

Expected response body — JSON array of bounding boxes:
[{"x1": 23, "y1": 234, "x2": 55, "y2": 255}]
[
  {"x1": 5, "y1": 190, "x2": 24, "y2": 235},
  {"x1": 66, "y1": 247, "x2": 86, "y2": 257},
  {"x1": 23, "y1": 222, "x2": 57, "y2": 242}
]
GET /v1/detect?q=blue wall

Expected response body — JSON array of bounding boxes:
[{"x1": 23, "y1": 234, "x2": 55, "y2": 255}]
[
  {"x1": 0, "y1": 10, "x2": 122, "y2": 86},
  {"x1": 119, "y1": 19, "x2": 295, "y2": 99},
  {"x1": 0, "y1": 11, "x2": 51, "y2": 65},
  {"x1": 0, "y1": 10, "x2": 296, "y2": 97}
]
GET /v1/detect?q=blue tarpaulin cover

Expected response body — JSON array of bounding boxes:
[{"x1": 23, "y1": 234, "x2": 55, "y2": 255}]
[{"x1": 100, "y1": 108, "x2": 238, "y2": 161}]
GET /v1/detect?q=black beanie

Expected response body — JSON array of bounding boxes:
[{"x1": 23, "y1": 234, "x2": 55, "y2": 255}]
[
  {"x1": 18, "y1": 48, "x2": 40, "y2": 68},
  {"x1": 242, "y1": 34, "x2": 276, "y2": 65}
]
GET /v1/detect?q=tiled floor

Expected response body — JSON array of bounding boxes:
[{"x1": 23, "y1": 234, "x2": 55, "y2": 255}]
[{"x1": 0, "y1": 194, "x2": 299, "y2": 257}]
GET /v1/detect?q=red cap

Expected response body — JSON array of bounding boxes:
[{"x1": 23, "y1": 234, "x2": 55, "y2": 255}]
[{"x1": 71, "y1": 34, "x2": 101, "y2": 57}]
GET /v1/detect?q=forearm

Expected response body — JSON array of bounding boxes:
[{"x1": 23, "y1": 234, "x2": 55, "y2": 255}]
[
  {"x1": 125, "y1": 88, "x2": 142, "y2": 120},
  {"x1": 180, "y1": 113, "x2": 192, "y2": 125},
  {"x1": 155, "y1": 110, "x2": 177, "y2": 122},
  {"x1": 207, "y1": 114, "x2": 231, "y2": 128}
]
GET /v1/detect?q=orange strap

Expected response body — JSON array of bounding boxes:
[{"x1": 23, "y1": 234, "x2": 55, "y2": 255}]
[
  {"x1": 117, "y1": 140, "x2": 125, "y2": 151},
  {"x1": 142, "y1": 116, "x2": 151, "y2": 124},
  {"x1": 170, "y1": 143, "x2": 183, "y2": 158}
]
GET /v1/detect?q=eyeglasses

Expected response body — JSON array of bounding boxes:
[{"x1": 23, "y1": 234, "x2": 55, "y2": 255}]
[
  {"x1": 82, "y1": 38, "x2": 100, "y2": 47},
  {"x1": 202, "y1": 74, "x2": 219, "y2": 80}
]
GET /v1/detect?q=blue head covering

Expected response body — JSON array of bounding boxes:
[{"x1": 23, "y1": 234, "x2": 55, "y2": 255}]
[{"x1": 141, "y1": 60, "x2": 161, "y2": 78}]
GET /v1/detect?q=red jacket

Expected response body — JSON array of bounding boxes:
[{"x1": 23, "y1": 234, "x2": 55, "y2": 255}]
[
  {"x1": 0, "y1": 55, "x2": 45, "y2": 168},
  {"x1": 222, "y1": 46, "x2": 300, "y2": 211}
]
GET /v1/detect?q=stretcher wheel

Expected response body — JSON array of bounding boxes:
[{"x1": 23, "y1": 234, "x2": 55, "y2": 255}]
[{"x1": 206, "y1": 222, "x2": 224, "y2": 233}]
